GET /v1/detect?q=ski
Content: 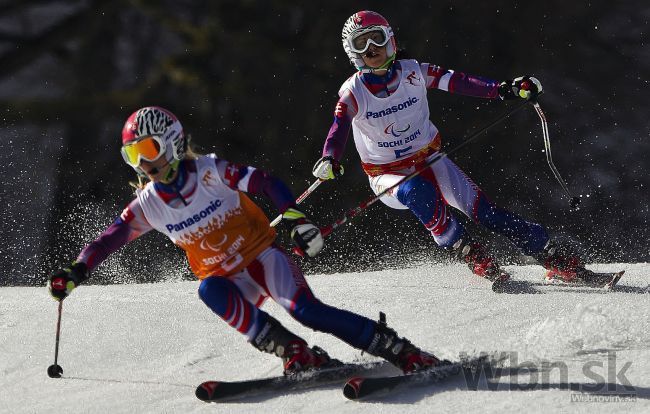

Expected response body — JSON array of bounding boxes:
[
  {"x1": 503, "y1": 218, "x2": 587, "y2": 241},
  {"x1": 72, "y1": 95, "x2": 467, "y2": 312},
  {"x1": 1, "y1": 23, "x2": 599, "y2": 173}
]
[
  {"x1": 491, "y1": 274, "x2": 512, "y2": 293},
  {"x1": 196, "y1": 360, "x2": 392, "y2": 402},
  {"x1": 342, "y1": 354, "x2": 498, "y2": 400},
  {"x1": 495, "y1": 270, "x2": 625, "y2": 294},
  {"x1": 545, "y1": 269, "x2": 625, "y2": 290},
  {"x1": 578, "y1": 269, "x2": 624, "y2": 289}
]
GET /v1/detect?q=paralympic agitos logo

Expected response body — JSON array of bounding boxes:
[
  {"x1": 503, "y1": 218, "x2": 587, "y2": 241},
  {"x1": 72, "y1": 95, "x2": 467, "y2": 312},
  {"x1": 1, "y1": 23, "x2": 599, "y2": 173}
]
[
  {"x1": 165, "y1": 198, "x2": 223, "y2": 233},
  {"x1": 384, "y1": 122, "x2": 411, "y2": 137}
]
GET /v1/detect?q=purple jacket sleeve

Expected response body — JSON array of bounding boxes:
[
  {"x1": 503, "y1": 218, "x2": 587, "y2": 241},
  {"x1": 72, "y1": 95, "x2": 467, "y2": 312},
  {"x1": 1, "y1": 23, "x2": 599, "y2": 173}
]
[
  {"x1": 322, "y1": 90, "x2": 357, "y2": 160},
  {"x1": 76, "y1": 199, "x2": 152, "y2": 271},
  {"x1": 247, "y1": 169, "x2": 296, "y2": 213},
  {"x1": 422, "y1": 63, "x2": 500, "y2": 98},
  {"x1": 215, "y1": 158, "x2": 296, "y2": 213}
]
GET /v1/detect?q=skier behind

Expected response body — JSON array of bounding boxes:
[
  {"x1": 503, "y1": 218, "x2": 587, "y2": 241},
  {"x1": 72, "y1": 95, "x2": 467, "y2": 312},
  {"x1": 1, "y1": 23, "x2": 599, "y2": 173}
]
[
  {"x1": 48, "y1": 106, "x2": 442, "y2": 375},
  {"x1": 312, "y1": 10, "x2": 583, "y2": 286}
]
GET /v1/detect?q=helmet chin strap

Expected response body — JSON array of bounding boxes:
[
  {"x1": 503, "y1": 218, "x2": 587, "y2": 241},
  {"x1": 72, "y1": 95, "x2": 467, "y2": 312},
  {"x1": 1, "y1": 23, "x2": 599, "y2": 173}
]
[
  {"x1": 159, "y1": 159, "x2": 181, "y2": 183},
  {"x1": 136, "y1": 159, "x2": 180, "y2": 184},
  {"x1": 359, "y1": 53, "x2": 396, "y2": 73}
]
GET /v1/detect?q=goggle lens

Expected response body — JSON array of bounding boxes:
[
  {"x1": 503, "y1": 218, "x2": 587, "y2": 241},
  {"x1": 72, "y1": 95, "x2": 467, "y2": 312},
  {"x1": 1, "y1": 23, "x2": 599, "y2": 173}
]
[
  {"x1": 121, "y1": 136, "x2": 163, "y2": 167},
  {"x1": 350, "y1": 29, "x2": 389, "y2": 53}
]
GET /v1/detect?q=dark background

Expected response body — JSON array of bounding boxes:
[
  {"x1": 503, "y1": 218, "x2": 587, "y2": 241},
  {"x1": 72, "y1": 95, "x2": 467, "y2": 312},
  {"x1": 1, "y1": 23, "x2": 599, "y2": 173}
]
[{"x1": 1, "y1": 1, "x2": 648, "y2": 286}]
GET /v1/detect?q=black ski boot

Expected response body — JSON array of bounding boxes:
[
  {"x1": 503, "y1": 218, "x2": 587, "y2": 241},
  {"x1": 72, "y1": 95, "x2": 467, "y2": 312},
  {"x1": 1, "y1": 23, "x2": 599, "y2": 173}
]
[
  {"x1": 251, "y1": 316, "x2": 339, "y2": 375},
  {"x1": 365, "y1": 313, "x2": 442, "y2": 373}
]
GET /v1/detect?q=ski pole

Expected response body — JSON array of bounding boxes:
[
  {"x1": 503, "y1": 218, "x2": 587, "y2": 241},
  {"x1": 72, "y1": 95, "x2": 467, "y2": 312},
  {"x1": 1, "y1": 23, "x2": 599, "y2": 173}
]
[
  {"x1": 296, "y1": 100, "x2": 532, "y2": 251},
  {"x1": 47, "y1": 301, "x2": 64, "y2": 378},
  {"x1": 531, "y1": 102, "x2": 580, "y2": 209},
  {"x1": 270, "y1": 179, "x2": 324, "y2": 227}
]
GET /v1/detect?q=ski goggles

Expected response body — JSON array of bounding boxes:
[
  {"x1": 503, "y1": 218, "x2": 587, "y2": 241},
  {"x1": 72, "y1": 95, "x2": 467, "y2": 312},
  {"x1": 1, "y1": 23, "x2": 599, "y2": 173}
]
[
  {"x1": 121, "y1": 120, "x2": 182, "y2": 167},
  {"x1": 121, "y1": 135, "x2": 166, "y2": 167},
  {"x1": 348, "y1": 26, "x2": 391, "y2": 54}
]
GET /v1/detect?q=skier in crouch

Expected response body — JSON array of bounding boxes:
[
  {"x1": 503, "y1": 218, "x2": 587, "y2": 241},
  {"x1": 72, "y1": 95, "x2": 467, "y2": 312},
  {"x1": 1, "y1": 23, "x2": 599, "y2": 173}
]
[
  {"x1": 312, "y1": 10, "x2": 584, "y2": 285},
  {"x1": 48, "y1": 106, "x2": 442, "y2": 375}
]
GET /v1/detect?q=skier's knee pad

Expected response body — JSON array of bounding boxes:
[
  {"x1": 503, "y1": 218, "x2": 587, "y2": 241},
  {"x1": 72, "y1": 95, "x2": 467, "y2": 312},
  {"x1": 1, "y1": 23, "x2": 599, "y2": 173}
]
[
  {"x1": 198, "y1": 276, "x2": 235, "y2": 316},
  {"x1": 397, "y1": 175, "x2": 449, "y2": 231},
  {"x1": 396, "y1": 175, "x2": 438, "y2": 211},
  {"x1": 198, "y1": 276, "x2": 230, "y2": 302}
]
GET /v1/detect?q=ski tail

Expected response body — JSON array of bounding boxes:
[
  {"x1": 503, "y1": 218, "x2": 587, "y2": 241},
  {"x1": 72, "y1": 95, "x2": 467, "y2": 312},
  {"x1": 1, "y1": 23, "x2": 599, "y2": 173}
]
[
  {"x1": 343, "y1": 376, "x2": 365, "y2": 400},
  {"x1": 196, "y1": 381, "x2": 218, "y2": 401}
]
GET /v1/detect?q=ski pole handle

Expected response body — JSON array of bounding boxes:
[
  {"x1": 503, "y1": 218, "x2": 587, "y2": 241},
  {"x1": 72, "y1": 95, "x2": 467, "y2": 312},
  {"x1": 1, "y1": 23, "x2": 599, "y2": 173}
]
[{"x1": 270, "y1": 179, "x2": 324, "y2": 227}]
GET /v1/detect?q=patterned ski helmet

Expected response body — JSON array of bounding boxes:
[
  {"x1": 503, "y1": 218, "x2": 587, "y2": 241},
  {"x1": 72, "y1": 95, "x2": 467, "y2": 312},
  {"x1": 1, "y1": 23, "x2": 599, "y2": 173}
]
[
  {"x1": 341, "y1": 10, "x2": 396, "y2": 71},
  {"x1": 121, "y1": 106, "x2": 185, "y2": 170}
]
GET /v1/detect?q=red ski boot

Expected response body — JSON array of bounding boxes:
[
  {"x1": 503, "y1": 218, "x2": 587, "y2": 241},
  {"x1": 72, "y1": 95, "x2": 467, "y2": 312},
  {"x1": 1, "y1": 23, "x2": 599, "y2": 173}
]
[
  {"x1": 453, "y1": 239, "x2": 510, "y2": 283},
  {"x1": 251, "y1": 316, "x2": 339, "y2": 375},
  {"x1": 282, "y1": 340, "x2": 338, "y2": 375},
  {"x1": 536, "y1": 240, "x2": 583, "y2": 283},
  {"x1": 395, "y1": 344, "x2": 441, "y2": 373}
]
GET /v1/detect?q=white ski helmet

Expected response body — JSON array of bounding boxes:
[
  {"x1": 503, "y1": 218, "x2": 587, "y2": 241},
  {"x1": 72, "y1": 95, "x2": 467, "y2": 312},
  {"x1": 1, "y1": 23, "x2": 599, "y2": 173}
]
[
  {"x1": 120, "y1": 106, "x2": 186, "y2": 174},
  {"x1": 342, "y1": 10, "x2": 397, "y2": 72}
]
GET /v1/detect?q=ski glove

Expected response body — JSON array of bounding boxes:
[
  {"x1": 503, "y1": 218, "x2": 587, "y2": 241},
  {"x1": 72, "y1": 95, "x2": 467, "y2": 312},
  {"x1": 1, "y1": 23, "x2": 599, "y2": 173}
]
[
  {"x1": 282, "y1": 208, "x2": 324, "y2": 257},
  {"x1": 312, "y1": 156, "x2": 344, "y2": 180},
  {"x1": 498, "y1": 76, "x2": 543, "y2": 101},
  {"x1": 49, "y1": 262, "x2": 88, "y2": 301}
]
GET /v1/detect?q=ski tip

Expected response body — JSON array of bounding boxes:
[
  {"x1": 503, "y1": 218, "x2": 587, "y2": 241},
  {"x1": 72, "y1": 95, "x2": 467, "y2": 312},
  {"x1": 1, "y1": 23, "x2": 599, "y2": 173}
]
[
  {"x1": 603, "y1": 270, "x2": 626, "y2": 290},
  {"x1": 343, "y1": 377, "x2": 365, "y2": 400},
  {"x1": 606, "y1": 270, "x2": 626, "y2": 278},
  {"x1": 195, "y1": 381, "x2": 219, "y2": 402}
]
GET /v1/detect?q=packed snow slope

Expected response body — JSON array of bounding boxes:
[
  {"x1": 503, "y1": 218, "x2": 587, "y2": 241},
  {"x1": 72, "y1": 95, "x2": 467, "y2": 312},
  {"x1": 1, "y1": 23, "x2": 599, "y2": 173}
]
[{"x1": 1, "y1": 263, "x2": 648, "y2": 413}]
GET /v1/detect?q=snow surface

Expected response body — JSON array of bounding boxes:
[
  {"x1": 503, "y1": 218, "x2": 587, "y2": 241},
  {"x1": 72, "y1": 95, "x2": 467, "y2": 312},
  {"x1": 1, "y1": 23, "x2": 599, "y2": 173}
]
[{"x1": 1, "y1": 263, "x2": 648, "y2": 413}]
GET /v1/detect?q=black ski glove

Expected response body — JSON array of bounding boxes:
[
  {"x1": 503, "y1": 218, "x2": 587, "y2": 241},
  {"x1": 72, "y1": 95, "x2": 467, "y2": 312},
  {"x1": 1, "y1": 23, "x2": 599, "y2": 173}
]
[
  {"x1": 498, "y1": 76, "x2": 543, "y2": 101},
  {"x1": 281, "y1": 208, "x2": 324, "y2": 257},
  {"x1": 49, "y1": 262, "x2": 89, "y2": 301}
]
